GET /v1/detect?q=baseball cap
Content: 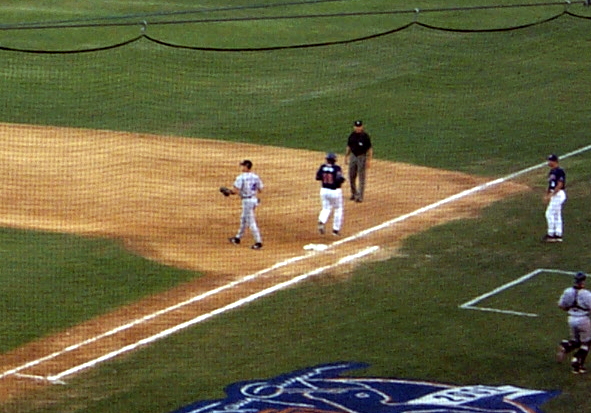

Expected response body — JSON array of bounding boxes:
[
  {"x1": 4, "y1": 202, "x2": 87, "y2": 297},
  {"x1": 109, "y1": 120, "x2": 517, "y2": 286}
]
[
  {"x1": 354, "y1": 120, "x2": 363, "y2": 127},
  {"x1": 240, "y1": 159, "x2": 253, "y2": 169},
  {"x1": 575, "y1": 272, "x2": 587, "y2": 284},
  {"x1": 547, "y1": 154, "x2": 558, "y2": 162},
  {"x1": 326, "y1": 152, "x2": 337, "y2": 160}
]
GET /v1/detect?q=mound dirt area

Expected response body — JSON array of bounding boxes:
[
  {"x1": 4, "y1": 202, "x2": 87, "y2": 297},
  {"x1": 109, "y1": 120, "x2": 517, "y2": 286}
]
[{"x1": 0, "y1": 122, "x2": 528, "y2": 402}]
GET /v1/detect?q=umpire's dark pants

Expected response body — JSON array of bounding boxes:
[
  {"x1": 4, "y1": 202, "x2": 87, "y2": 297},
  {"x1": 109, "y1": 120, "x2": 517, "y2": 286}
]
[{"x1": 348, "y1": 153, "x2": 368, "y2": 201}]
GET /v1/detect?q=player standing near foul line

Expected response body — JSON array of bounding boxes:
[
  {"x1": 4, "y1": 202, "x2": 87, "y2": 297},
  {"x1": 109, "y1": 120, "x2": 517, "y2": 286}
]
[
  {"x1": 227, "y1": 160, "x2": 264, "y2": 250},
  {"x1": 316, "y1": 152, "x2": 345, "y2": 236},
  {"x1": 543, "y1": 154, "x2": 566, "y2": 243}
]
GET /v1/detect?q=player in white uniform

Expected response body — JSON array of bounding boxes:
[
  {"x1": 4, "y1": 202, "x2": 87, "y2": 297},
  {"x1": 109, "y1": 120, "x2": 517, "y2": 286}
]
[
  {"x1": 557, "y1": 272, "x2": 591, "y2": 374},
  {"x1": 316, "y1": 153, "x2": 345, "y2": 236},
  {"x1": 228, "y1": 160, "x2": 264, "y2": 250},
  {"x1": 542, "y1": 154, "x2": 566, "y2": 242}
]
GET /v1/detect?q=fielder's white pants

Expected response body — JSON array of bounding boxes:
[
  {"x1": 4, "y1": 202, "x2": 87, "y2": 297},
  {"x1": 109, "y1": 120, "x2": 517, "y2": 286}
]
[
  {"x1": 236, "y1": 198, "x2": 262, "y2": 243},
  {"x1": 318, "y1": 188, "x2": 343, "y2": 231},
  {"x1": 569, "y1": 315, "x2": 591, "y2": 344},
  {"x1": 545, "y1": 189, "x2": 566, "y2": 237}
]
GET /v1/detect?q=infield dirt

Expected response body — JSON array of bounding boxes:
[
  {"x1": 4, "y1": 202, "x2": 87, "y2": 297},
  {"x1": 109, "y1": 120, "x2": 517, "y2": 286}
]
[{"x1": 0, "y1": 123, "x2": 529, "y2": 402}]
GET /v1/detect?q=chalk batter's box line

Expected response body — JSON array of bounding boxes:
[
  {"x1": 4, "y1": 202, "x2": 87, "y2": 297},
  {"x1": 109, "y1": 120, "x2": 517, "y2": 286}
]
[{"x1": 459, "y1": 268, "x2": 577, "y2": 317}]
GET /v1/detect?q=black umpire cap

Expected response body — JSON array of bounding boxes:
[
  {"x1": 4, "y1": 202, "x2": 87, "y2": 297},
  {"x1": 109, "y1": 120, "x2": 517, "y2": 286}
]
[
  {"x1": 354, "y1": 120, "x2": 363, "y2": 127},
  {"x1": 548, "y1": 154, "x2": 558, "y2": 162}
]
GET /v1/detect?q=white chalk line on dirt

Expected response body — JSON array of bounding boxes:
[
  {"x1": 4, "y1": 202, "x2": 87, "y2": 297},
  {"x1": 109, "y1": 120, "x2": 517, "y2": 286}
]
[{"x1": 2, "y1": 144, "x2": 590, "y2": 383}]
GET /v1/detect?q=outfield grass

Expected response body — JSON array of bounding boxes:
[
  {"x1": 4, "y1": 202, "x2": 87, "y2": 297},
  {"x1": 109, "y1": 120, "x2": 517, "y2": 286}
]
[{"x1": 0, "y1": 1, "x2": 590, "y2": 412}]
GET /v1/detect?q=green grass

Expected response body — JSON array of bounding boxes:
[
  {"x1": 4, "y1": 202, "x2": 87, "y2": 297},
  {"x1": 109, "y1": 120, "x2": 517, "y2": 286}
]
[
  {"x1": 0, "y1": 228, "x2": 198, "y2": 353},
  {"x1": 0, "y1": 1, "x2": 590, "y2": 412},
  {"x1": 0, "y1": 3, "x2": 589, "y2": 174}
]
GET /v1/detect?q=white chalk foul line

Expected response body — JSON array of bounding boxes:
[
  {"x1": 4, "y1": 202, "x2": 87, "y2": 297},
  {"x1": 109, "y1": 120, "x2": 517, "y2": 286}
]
[
  {"x1": 3, "y1": 145, "x2": 590, "y2": 382},
  {"x1": 47, "y1": 246, "x2": 381, "y2": 382},
  {"x1": 460, "y1": 268, "x2": 578, "y2": 317},
  {"x1": 333, "y1": 144, "x2": 591, "y2": 246},
  {"x1": 0, "y1": 253, "x2": 319, "y2": 381}
]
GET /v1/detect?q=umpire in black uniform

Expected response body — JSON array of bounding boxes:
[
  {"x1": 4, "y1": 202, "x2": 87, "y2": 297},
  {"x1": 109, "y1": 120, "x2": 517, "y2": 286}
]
[{"x1": 344, "y1": 120, "x2": 373, "y2": 203}]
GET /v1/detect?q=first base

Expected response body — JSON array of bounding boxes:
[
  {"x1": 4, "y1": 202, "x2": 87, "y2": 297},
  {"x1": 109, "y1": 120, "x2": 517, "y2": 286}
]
[{"x1": 303, "y1": 244, "x2": 328, "y2": 252}]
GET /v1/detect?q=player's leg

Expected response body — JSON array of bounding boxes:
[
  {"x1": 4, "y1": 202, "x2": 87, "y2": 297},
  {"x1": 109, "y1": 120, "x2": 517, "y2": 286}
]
[
  {"x1": 571, "y1": 319, "x2": 591, "y2": 373},
  {"x1": 318, "y1": 189, "x2": 332, "y2": 234},
  {"x1": 332, "y1": 189, "x2": 344, "y2": 233},
  {"x1": 235, "y1": 200, "x2": 249, "y2": 240},
  {"x1": 545, "y1": 201, "x2": 557, "y2": 238},
  {"x1": 348, "y1": 156, "x2": 358, "y2": 200},
  {"x1": 554, "y1": 191, "x2": 566, "y2": 238},
  {"x1": 246, "y1": 199, "x2": 262, "y2": 245}
]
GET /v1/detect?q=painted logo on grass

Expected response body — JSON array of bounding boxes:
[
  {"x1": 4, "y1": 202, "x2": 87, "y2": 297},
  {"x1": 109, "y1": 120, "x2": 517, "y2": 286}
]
[{"x1": 170, "y1": 362, "x2": 557, "y2": 413}]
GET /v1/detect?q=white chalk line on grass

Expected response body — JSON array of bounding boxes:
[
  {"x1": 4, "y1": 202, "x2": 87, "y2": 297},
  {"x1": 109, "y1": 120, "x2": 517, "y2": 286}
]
[
  {"x1": 460, "y1": 269, "x2": 577, "y2": 317},
  {"x1": 2, "y1": 145, "x2": 590, "y2": 383},
  {"x1": 47, "y1": 245, "x2": 381, "y2": 382},
  {"x1": 0, "y1": 253, "x2": 314, "y2": 382}
]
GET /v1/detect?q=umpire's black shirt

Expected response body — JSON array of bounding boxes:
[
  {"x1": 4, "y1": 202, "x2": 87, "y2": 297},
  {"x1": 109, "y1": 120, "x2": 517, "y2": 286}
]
[{"x1": 347, "y1": 131, "x2": 372, "y2": 156}]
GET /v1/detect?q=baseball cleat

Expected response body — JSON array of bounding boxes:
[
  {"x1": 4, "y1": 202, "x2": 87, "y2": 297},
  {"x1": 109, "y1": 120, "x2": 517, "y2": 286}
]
[
  {"x1": 332, "y1": 230, "x2": 339, "y2": 236},
  {"x1": 541, "y1": 234, "x2": 557, "y2": 243},
  {"x1": 229, "y1": 237, "x2": 241, "y2": 245},
  {"x1": 251, "y1": 242, "x2": 263, "y2": 250},
  {"x1": 318, "y1": 222, "x2": 325, "y2": 235},
  {"x1": 554, "y1": 236, "x2": 563, "y2": 242},
  {"x1": 349, "y1": 195, "x2": 356, "y2": 201}
]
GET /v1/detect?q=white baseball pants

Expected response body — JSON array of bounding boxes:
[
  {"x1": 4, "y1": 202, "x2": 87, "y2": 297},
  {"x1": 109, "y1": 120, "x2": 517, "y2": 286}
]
[
  {"x1": 545, "y1": 189, "x2": 566, "y2": 237},
  {"x1": 318, "y1": 188, "x2": 343, "y2": 232},
  {"x1": 236, "y1": 198, "x2": 262, "y2": 243}
]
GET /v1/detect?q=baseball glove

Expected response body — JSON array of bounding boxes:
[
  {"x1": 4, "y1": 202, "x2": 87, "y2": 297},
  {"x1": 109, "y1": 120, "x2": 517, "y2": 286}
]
[{"x1": 219, "y1": 186, "x2": 233, "y2": 197}]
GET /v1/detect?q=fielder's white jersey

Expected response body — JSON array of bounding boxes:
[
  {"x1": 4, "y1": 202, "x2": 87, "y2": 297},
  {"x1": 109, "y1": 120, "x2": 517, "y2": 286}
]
[
  {"x1": 559, "y1": 287, "x2": 591, "y2": 317},
  {"x1": 234, "y1": 172, "x2": 263, "y2": 199}
]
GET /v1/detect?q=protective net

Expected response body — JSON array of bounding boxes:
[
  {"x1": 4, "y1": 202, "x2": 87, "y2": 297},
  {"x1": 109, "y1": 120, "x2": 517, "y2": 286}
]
[{"x1": 0, "y1": 4, "x2": 589, "y2": 369}]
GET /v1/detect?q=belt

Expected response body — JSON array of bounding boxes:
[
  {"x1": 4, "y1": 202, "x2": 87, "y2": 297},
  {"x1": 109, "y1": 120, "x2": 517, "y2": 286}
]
[{"x1": 242, "y1": 196, "x2": 254, "y2": 199}]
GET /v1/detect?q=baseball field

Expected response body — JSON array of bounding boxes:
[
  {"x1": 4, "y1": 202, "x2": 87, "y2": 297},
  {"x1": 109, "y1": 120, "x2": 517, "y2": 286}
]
[{"x1": 0, "y1": 1, "x2": 590, "y2": 412}]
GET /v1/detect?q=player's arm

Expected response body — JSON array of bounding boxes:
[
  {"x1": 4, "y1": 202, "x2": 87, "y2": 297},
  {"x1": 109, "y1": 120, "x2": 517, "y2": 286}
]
[
  {"x1": 316, "y1": 166, "x2": 324, "y2": 181},
  {"x1": 558, "y1": 291, "x2": 574, "y2": 311},
  {"x1": 337, "y1": 169, "x2": 345, "y2": 184},
  {"x1": 344, "y1": 146, "x2": 351, "y2": 164}
]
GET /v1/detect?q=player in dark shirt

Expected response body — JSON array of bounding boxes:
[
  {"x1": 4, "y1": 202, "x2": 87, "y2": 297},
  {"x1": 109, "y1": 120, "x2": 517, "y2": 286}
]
[
  {"x1": 543, "y1": 153, "x2": 566, "y2": 242},
  {"x1": 316, "y1": 152, "x2": 345, "y2": 236}
]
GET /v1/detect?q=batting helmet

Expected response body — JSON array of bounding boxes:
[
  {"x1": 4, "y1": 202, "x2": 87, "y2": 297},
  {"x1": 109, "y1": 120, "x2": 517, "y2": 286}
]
[
  {"x1": 326, "y1": 152, "x2": 337, "y2": 161},
  {"x1": 574, "y1": 272, "x2": 587, "y2": 285}
]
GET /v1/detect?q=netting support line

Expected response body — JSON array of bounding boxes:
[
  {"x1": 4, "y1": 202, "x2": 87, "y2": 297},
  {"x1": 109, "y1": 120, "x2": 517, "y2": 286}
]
[
  {"x1": 414, "y1": 8, "x2": 420, "y2": 22},
  {"x1": 140, "y1": 20, "x2": 147, "y2": 34}
]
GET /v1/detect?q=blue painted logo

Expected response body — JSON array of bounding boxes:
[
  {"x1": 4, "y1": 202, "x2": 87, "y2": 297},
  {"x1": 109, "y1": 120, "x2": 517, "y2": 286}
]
[{"x1": 171, "y1": 362, "x2": 557, "y2": 413}]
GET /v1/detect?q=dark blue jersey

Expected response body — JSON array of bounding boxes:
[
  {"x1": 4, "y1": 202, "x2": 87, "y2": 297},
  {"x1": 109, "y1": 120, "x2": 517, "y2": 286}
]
[
  {"x1": 316, "y1": 163, "x2": 345, "y2": 189},
  {"x1": 548, "y1": 167, "x2": 566, "y2": 192}
]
